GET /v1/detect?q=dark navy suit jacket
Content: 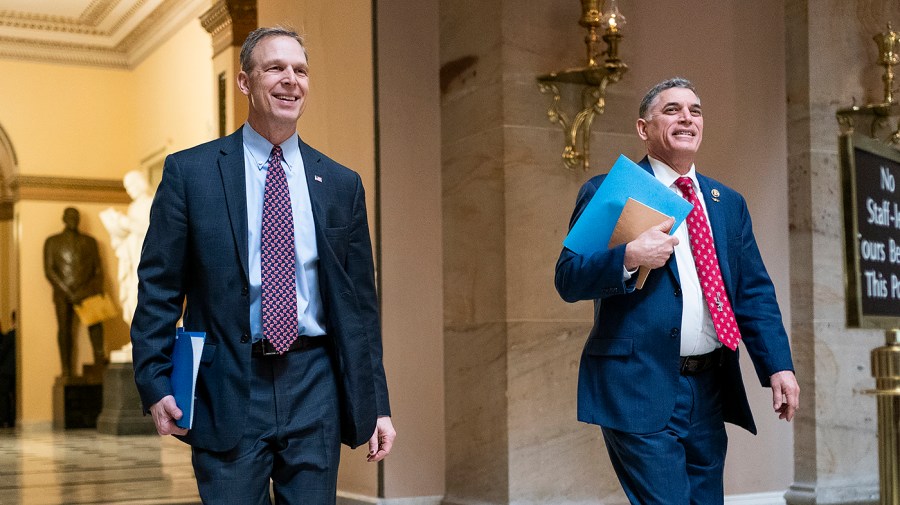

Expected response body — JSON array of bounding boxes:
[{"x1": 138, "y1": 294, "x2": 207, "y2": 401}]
[
  {"x1": 555, "y1": 157, "x2": 793, "y2": 435},
  {"x1": 132, "y1": 127, "x2": 389, "y2": 451}
]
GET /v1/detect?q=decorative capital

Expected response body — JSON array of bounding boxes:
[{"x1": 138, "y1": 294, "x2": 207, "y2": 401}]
[{"x1": 200, "y1": 0, "x2": 257, "y2": 57}]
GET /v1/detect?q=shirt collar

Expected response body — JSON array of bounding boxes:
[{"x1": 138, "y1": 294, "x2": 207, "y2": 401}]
[
  {"x1": 242, "y1": 122, "x2": 301, "y2": 173},
  {"x1": 647, "y1": 155, "x2": 698, "y2": 192}
]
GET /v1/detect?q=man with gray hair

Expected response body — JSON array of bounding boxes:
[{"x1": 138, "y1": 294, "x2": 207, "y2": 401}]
[
  {"x1": 555, "y1": 77, "x2": 798, "y2": 504},
  {"x1": 132, "y1": 26, "x2": 395, "y2": 504}
]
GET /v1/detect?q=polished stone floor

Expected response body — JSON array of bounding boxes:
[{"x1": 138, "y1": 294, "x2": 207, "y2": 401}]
[{"x1": 0, "y1": 427, "x2": 201, "y2": 504}]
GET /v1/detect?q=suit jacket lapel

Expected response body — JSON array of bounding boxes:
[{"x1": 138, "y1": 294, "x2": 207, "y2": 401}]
[
  {"x1": 697, "y1": 174, "x2": 734, "y2": 291},
  {"x1": 297, "y1": 136, "x2": 340, "y2": 308},
  {"x1": 219, "y1": 128, "x2": 250, "y2": 282},
  {"x1": 298, "y1": 137, "x2": 324, "y2": 232},
  {"x1": 637, "y1": 156, "x2": 681, "y2": 286}
]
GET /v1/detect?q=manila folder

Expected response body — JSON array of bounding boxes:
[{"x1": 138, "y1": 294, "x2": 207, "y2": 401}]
[{"x1": 608, "y1": 197, "x2": 673, "y2": 289}]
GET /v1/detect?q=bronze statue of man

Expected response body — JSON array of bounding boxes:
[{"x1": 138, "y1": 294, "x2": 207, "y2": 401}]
[{"x1": 43, "y1": 207, "x2": 106, "y2": 377}]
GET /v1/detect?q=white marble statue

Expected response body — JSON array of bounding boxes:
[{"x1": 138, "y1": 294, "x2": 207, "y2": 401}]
[{"x1": 100, "y1": 170, "x2": 152, "y2": 327}]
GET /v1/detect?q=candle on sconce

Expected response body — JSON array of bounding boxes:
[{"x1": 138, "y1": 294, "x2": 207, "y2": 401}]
[
  {"x1": 535, "y1": 0, "x2": 630, "y2": 171},
  {"x1": 601, "y1": 0, "x2": 626, "y2": 33}
]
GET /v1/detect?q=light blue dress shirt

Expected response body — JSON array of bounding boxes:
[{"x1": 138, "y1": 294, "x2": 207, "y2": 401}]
[{"x1": 243, "y1": 123, "x2": 326, "y2": 341}]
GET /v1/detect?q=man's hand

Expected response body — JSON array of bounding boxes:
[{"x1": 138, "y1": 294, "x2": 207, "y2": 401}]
[
  {"x1": 624, "y1": 217, "x2": 679, "y2": 270},
  {"x1": 366, "y1": 416, "x2": 396, "y2": 463},
  {"x1": 770, "y1": 370, "x2": 799, "y2": 422},
  {"x1": 149, "y1": 395, "x2": 188, "y2": 436}
]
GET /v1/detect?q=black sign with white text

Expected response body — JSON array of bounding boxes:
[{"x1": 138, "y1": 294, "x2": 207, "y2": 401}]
[{"x1": 842, "y1": 133, "x2": 900, "y2": 328}]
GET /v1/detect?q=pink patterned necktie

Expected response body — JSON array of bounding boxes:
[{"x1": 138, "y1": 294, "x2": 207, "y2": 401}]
[
  {"x1": 261, "y1": 145, "x2": 298, "y2": 354},
  {"x1": 674, "y1": 177, "x2": 741, "y2": 351}
]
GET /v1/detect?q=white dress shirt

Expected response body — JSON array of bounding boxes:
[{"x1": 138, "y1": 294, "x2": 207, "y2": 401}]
[{"x1": 647, "y1": 156, "x2": 721, "y2": 356}]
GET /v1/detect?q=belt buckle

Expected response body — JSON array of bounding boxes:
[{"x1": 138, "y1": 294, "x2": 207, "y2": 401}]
[
  {"x1": 679, "y1": 356, "x2": 692, "y2": 374},
  {"x1": 260, "y1": 339, "x2": 279, "y2": 356}
]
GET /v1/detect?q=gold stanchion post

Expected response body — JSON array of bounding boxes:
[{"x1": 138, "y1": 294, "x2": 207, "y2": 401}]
[{"x1": 871, "y1": 329, "x2": 900, "y2": 504}]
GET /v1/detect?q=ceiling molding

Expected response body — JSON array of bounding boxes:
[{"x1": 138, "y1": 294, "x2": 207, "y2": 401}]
[
  {"x1": 0, "y1": 0, "x2": 211, "y2": 69},
  {"x1": 11, "y1": 175, "x2": 129, "y2": 204},
  {"x1": 0, "y1": 0, "x2": 117, "y2": 33}
]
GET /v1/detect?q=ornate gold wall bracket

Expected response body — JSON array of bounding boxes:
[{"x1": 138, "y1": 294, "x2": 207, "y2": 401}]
[
  {"x1": 836, "y1": 101, "x2": 900, "y2": 144},
  {"x1": 537, "y1": 0, "x2": 628, "y2": 172},
  {"x1": 837, "y1": 24, "x2": 900, "y2": 145},
  {"x1": 538, "y1": 64, "x2": 626, "y2": 171}
]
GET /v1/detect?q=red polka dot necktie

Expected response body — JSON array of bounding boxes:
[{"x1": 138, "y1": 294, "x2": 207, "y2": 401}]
[
  {"x1": 674, "y1": 177, "x2": 741, "y2": 351},
  {"x1": 261, "y1": 145, "x2": 298, "y2": 354}
]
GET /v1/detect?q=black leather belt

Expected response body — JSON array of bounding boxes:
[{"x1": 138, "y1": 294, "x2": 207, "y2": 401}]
[
  {"x1": 252, "y1": 335, "x2": 327, "y2": 356},
  {"x1": 679, "y1": 348, "x2": 723, "y2": 375}
]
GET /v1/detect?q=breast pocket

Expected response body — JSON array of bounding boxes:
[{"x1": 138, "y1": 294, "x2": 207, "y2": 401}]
[{"x1": 324, "y1": 226, "x2": 349, "y2": 265}]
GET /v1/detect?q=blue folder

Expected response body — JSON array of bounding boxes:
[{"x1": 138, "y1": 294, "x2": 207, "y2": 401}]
[
  {"x1": 171, "y1": 327, "x2": 205, "y2": 430},
  {"x1": 563, "y1": 154, "x2": 692, "y2": 255}
]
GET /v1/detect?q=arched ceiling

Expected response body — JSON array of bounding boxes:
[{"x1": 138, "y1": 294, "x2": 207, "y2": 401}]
[{"x1": 0, "y1": 0, "x2": 209, "y2": 69}]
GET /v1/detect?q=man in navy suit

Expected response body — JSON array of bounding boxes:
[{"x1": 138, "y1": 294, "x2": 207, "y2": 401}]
[
  {"x1": 131, "y1": 26, "x2": 395, "y2": 504},
  {"x1": 555, "y1": 77, "x2": 799, "y2": 504}
]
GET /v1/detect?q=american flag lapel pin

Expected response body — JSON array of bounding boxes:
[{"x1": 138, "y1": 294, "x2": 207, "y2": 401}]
[{"x1": 314, "y1": 175, "x2": 323, "y2": 183}]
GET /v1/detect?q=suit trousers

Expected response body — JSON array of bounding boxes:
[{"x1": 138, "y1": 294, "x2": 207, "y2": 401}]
[
  {"x1": 191, "y1": 345, "x2": 341, "y2": 505},
  {"x1": 601, "y1": 367, "x2": 728, "y2": 505}
]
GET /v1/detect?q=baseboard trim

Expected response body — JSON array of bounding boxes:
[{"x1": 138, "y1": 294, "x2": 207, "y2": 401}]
[
  {"x1": 336, "y1": 492, "x2": 378, "y2": 505},
  {"x1": 382, "y1": 497, "x2": 444, "y2": 505},
  {"x1": 338, "y1": 490, "x2": 890, "y2": 505},
  {"x1": 785, "y1": 481, "x2": 879, "y2": 505},
  {"x1": 726, "y1": 491, "x2": 786, "y2": 505},
  {"x1": 16, "y1": 420, "x2": 53, "y2": 433},
  {"x1": 439, "y1": 498, "x2": 497, "y2": 505},
  {"x1": 336, "y1": 491, "x2": 443, "y2": 505}
]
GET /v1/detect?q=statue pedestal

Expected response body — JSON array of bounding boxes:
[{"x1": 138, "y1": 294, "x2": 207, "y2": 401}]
[
  {"x1": 53, "y1": 376, "x2": 103, "y2": 429},
  {"x1": 96, "y1": 362, "x2": 156, "y2": 435},
  {"x1": 82, "y1": 363, "x2": 105, "y2": 383}
]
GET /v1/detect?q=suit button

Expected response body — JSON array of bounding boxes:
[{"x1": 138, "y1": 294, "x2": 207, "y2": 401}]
[
  {"x1": 674, "y1": 287, "x2": 681, "y2": 297},
  {"x1": 240, "y1": 333, "x2": 250, "y2": 343},
  {"x1": 670, "y1": 328, "x2": 679, "y2": 339},
  {"x1": 241, "y1": 285, "x2": 249, "y2": 296}
]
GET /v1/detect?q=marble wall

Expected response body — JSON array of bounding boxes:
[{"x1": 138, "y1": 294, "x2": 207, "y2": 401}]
[
  {"x1": 377, "y1": 0, "x2": 446, "y2": 500},
  {"x1": 439, "y1": 0, "x2": 820, "y2": 503},
  {"x1": 784, "y1": 1, "x2": 895, "y2": 503},
  {"x1": 441, "y1": 2, "x2": 510, "y2": 501},
  {"x1": 440, "y1": 1, "x2": 640, "y2": 503}
]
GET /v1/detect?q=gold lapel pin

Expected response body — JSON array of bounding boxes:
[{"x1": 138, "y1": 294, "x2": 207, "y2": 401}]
[{"x1": 711, "y1": 188, "x2": 720, "y2": 202}]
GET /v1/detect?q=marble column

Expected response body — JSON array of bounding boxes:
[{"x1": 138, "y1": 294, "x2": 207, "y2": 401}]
[
  {"x1": 784, "y1": 1, "x2": 893, "y2": 503},
  {"x1": 440, "y1": 2, "x2": 639, "y2": 504}
]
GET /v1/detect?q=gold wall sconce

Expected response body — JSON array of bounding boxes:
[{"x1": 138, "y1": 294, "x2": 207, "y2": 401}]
[
  {"x1": 837, "y1": 23, "x2": 900, "y2": 142},
  {"x1": 537, "y1": 0, "x2": 629, "y2": 171}
]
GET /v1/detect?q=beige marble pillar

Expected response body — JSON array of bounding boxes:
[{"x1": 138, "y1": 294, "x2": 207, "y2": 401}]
[
  {"x1": 784, "y1": 1, "x2": 894, "y2": 503},
  {"x1": 200, "y1": 0, "x2": 257, "y2": 136},
  {"x1": 440, "y1": 1, "x2": 638, "y2": 503}
]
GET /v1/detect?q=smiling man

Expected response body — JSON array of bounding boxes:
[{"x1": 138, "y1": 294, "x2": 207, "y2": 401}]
[
  {"x1": 131, "y1": 27, "x2": 395, "y2": 505},
  {"x1": 555, "y1": 77, "x2": 798, "y2": 504}
]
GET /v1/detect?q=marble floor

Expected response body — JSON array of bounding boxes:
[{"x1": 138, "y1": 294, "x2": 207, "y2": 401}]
[{"x1": 0, "y1": 427, "x2": 201, "y2": 505}]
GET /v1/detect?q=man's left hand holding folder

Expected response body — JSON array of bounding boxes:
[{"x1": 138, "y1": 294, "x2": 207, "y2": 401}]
[
  {"x1": 149, "y1": 396, "x2": 188, "y2": 436},
  {"x1": 623, "y1": 217, "x2": 679, "y2": 271}
]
